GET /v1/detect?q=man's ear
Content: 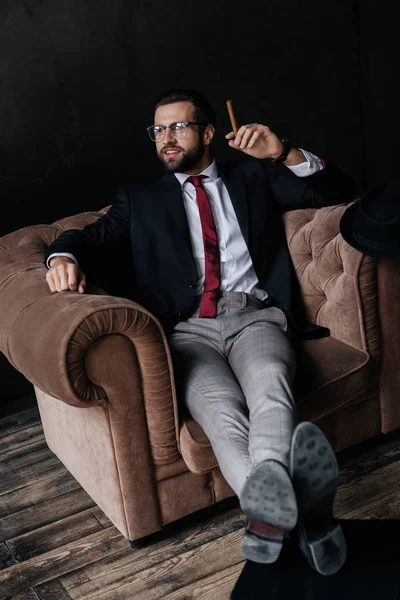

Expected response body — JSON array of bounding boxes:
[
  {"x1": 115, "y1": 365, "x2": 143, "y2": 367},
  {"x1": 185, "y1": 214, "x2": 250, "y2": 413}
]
[{"x1": 203, "y1": 124, "x2": 215, "y2": 146}]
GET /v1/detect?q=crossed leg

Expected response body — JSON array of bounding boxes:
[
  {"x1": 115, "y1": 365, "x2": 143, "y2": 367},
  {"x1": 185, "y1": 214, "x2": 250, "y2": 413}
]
[{"x1": 169, "y1": 335, "x2": 252, "y2": 496}]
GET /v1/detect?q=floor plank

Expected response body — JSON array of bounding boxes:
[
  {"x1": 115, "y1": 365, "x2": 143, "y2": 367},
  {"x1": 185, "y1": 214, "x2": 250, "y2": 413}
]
[
  {"x1": 89, "y1": 507, "x2": 112, "y2": 529},
  {"x1": 0, "y1": 425, "x2": 45, "y2": 455},
  {"x1": 33, "y1": 580, "x2": 72, "y2": 600},
  {"x1": 0, "y1": 488, "x2": 95, "y2": 542},
  {"x1": 0, "y1": 450, "x2": 66, "y2": 497},
  {"x1": 164, "y1": 562, "x2": 245, "y2": 600},
  {"x1": 0, "y1": 540, "x2": 16, "y2": 570},
  {"x1": 6, "y1": 509, "x2": 105, "y2": 562},
  {"x1": 0, "y1": 473, "x2": 81, "y2": 521},
  {"x1": 52, "y1": 505, "x2": 244, "y2": 599},
  {"x1": 333, "y1": 430, "x2": 400, "y2": 518},
  {"x1": 76, "y1": 529, "x2": 244, "y2": 600},
  {"x1": 5, "y1": 589, "x2": 40, "y2": 600},
  {"x1": 337, "y1": 429, "x2": 400, "y2": 475},
  {"x1": 0, "y1": 444, "x2": 59, "y2": 477},
  {"x1": 340, "y1": 488, "x2": 400, "y2": 519},
  {"x1": 334, "y1": 459, "x2": 400, "y2": 517},
  {"x1": 0, "y1": 409, "x2": 40, "y2": 439},
  {"x1": 0, "y1": 440, "x2": 47, "y2": 465},
  {"x1": 0, "y1": 528, "x2": 130, "y2": 597}
]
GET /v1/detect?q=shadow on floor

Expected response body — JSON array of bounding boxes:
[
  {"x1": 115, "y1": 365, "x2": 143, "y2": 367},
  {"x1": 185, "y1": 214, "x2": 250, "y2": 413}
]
[{"x1": 231, "y1": 520, "x2": 400, "y2": 600}]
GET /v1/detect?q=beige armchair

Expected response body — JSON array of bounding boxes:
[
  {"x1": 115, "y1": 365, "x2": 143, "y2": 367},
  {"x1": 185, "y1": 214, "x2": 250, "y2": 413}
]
[{"x1": 0, "y1": 202, "x2": 398, "y2": 543}]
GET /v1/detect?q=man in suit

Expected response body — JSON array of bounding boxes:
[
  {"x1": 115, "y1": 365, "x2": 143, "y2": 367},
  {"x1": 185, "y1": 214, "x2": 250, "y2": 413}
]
[{"x1": 44, "y1": 89, "x2": 355, "y2": 574}]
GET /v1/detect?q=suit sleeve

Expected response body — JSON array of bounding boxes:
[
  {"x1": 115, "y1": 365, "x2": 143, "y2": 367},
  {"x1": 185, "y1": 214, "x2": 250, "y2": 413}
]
[
  {"x1": 43, "y1": 186, "x2": 131, "y2": 270},
  {"x1": 259, "y1": 157, "x2": 356, "y2": 212}
]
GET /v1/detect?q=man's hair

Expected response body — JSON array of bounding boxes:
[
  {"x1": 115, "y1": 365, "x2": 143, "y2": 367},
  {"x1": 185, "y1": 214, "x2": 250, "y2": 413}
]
[{"x1": 154, "y1": 88, "x2": 216, "y2": 129}]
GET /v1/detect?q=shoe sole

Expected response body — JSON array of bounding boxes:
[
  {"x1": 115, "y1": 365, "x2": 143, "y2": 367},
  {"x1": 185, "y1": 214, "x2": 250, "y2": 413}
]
[
  {"x1": 240, "y1": 531, "x2": 283, "y2": 564},
  {"x1": 307, "y1": 523, "x2": 347, "y2": 576},
  {"x1": 289, "y1": 422, "x2": 347, "y2": 575},
  {"x1": 240, "y1": 460, "x2": 297, "y2": 564},
  {"x1": 240, "y1": 460, "x2": 298, "y2": 529},
  {"x1": 290, "y1": 422, "x2": 338, "y2": 511}
]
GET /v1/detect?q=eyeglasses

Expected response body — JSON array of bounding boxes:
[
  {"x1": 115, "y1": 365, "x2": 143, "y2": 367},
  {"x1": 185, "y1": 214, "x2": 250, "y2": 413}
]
[{"x1": 146, "y1": 121, "x2": 207, "y2": 142}]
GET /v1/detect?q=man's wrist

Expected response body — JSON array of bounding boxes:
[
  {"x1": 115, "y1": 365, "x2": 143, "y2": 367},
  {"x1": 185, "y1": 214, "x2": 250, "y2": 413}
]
[
  {"x1": 269, "y1": 140, "x2": 285, "y2": 160},
  {"x1": 270, "y1": 139, "x2": 291, "y2": 164},
  {"x1": 49, "y1": 256, "x2": 74, "y2": 268},
  {"x1": 283, "y1": 147, "x2": 307, "y2": 167}
]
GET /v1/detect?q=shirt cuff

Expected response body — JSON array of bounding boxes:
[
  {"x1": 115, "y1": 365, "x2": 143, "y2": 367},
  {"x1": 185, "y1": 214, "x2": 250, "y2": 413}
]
[
  {"x1": 285, "y1": 149, "x2": 325, "y2": 177},
  {"x1": 46, "y1": 252, "x2": 79, "y2": 269}
]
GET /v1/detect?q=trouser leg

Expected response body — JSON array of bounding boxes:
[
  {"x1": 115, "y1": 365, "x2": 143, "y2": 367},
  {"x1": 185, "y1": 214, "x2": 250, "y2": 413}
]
[
  {"x1": 168, "y1": 332, "x2": 252, "y2": 496},
  {"x1": 226, "y1": 306, "x2": 297, "y2": 470}
]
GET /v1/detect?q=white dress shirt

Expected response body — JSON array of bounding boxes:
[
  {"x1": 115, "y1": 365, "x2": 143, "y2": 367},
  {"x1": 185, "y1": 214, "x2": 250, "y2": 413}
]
[{"x1": 47, "y1": 150, "x2": 324, "y2": 301}]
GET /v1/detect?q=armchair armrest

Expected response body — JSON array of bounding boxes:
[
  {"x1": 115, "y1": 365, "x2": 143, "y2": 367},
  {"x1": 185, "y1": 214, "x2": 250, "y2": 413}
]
[
  {"x1": 0, "y1": 219, "x2": 183, "y2": 540},
  {"x1": 283, "y1": 203, "x2": 380, "y2": 358},
  {"x1": 0, "y1": 262, "x2": 180, "y2": 463}
]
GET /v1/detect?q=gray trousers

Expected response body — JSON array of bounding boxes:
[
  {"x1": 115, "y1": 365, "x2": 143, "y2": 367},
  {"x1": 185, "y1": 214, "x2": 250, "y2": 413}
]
[{"x1": 168, "y1": 292, "x2": 298, "y2": 497}]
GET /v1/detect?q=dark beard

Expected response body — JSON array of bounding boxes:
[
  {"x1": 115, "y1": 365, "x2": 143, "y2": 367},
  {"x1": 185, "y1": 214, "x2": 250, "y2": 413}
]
[{"x1": 158, "y1": 139, "x2": 205, "y2": 173}]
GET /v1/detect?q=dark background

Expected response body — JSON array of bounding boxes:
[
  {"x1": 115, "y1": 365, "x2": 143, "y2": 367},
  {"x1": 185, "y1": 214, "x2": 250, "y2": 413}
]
[{"x1": 1, "y1": 0, "x2": 399, "y2": 409}]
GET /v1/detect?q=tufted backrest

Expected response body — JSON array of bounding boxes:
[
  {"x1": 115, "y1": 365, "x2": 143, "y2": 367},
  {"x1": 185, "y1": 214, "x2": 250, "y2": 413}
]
[
  {"x1": 0, "y1": 206, "x2": 111, "y2": 255},
  {"x1": 283, "y1": 203, "x2": 380, "y2": 358}
]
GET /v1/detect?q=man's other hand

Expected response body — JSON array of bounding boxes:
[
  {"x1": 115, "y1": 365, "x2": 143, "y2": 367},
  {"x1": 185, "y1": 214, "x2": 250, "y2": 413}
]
[{"x1": 46, "y1": 257, "x2": 86, "y2": 294}]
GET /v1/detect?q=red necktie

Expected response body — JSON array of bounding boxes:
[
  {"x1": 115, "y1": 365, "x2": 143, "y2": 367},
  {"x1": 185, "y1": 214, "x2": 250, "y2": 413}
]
[{"x1": 187, "y1": 175, "x2": 221, "y2": 317}]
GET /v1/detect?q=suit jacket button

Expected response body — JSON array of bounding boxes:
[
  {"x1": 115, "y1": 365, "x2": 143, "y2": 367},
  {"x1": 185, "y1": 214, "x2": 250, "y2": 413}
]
[{"x1": 189, "y1": 281, "x2": 197, "y2": 289}]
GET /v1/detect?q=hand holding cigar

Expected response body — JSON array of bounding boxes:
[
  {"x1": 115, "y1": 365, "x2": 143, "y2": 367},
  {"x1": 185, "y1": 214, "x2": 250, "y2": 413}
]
[{"x1": 225, "y1": 99, "x2": 296, "y2": 162}]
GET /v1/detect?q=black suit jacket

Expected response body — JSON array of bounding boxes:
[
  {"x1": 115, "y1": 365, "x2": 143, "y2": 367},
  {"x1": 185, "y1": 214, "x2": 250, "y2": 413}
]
[{"x1": 44, "y1": 156, "x2": 355, "y2": 337}]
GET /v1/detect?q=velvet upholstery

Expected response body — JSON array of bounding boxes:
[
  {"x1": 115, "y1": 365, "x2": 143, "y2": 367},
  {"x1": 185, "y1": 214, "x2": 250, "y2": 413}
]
[{"x1": 0, "y1": 201, "x2": 398, "y2": 542}]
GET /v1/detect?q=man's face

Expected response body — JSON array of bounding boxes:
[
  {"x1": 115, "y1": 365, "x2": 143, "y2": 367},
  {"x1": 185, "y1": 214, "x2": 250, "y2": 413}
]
[{"x1": 154, "y1": 101, "x2": 208, "y2": 173}]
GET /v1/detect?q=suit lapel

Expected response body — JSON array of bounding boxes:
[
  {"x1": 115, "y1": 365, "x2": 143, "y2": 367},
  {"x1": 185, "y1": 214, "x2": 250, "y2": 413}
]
[
  {"x1": 159, "y1": 172, "x2": 194, "y2": 260},
  {"x1": 218, "y1": 161, "x2": 250, "y2": 247}
]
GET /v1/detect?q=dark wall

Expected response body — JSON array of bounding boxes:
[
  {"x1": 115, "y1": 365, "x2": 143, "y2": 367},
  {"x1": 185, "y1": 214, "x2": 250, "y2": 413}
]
[
  {"x1": 358, "y1": 1, "x2": 400, "y2": 188},
  {"x1": 0, "y1": 0, "x2": 396, "y2": 406},
  {"x1": 1, "y1": 0, "x2": 363, "y2": 239}
]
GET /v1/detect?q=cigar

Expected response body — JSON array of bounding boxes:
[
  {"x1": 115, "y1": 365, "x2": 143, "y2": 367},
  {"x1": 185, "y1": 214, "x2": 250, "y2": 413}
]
[{"x1": 226, "y1": 100, "x2": 239, "y2": 136}]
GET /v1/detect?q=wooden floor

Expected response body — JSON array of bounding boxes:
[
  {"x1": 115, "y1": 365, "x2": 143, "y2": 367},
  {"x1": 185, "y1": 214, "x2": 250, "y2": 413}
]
[{"x1": 1, "y1": 405, "x2": 400, "y2": 600}]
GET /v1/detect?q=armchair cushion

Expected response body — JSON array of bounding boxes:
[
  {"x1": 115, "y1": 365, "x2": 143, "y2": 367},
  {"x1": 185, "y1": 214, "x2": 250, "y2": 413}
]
[{"x1": 179, "y1": 416, "x2": 217, "y2": 475}]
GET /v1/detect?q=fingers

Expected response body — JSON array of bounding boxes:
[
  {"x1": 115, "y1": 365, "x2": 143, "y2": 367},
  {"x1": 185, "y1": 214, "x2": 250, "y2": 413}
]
[
  {"x1": 227, "y1": 123, "x2": 266, "y2": 150},
  {"x1": 45, "y1": 269, "x2": 56, "y2": 293},
  {"x1": 78, "y1": 273, "x2": 86, "y2": 294},
  {"x1": 238, "y1": 126, "x2": 256, "y2": 149},
  {"x1": 45, "y1": 262, "x2": 86, "y2": 294},
  {"x1": 247, "y1": 130, "x2": 262, "y2": 149},
  {"x1": 57, "y1": 265, "x2": 69, "y2": 292}
]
